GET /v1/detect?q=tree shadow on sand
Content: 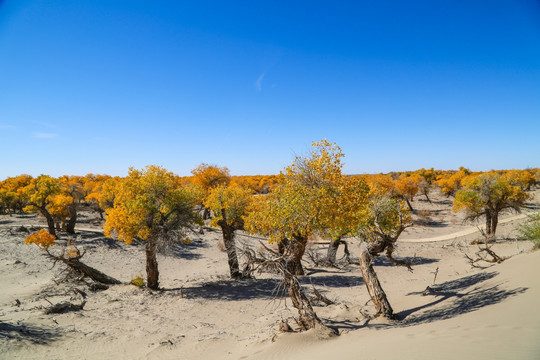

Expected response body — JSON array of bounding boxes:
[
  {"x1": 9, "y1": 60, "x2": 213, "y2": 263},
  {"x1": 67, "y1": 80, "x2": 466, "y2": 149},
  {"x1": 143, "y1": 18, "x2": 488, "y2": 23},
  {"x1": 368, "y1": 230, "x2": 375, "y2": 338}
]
[
  {"x1": 179, "y1": 278, "x2": 283, "y2": 301},
  {"x1": 0, "y1": 321, "x2": 61, "y2": 345},
  {"x1": 394, "y1": 271, "x2": 527, "y2": 327},
  {"x1": 373, "y1": 256, "x2": 439, "y2": 267},
  {"x1": 301, "y1": 273, "x2": 364, "y2": 288}
]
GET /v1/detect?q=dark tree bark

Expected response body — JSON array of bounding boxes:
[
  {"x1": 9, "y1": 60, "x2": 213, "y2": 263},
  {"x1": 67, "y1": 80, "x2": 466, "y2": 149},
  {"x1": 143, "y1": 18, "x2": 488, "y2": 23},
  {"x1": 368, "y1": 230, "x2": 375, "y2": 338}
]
[
  {"x1": 485, "y1": 210, "x2": 493, "y2": 237},
  {"x1": 44, "y1": 249, "x2": 121, "y2": 285},
  {"x1": 145, "y1": 239, "x2": 160, "y2": 290},
  {"x1": 278, "y1": 237, "x2": 290, "y2": 256},
  {"x1": 65, "y1": 258, "x2": 121, "y2": 285},
  {"x1": 203, "y1": 207, "x2": 211, "y2": 220},
  {"x1": 66, "y1": 205, "x2": 77, "y2": 234},
  {"x1": 404, "y1": 197, "x2": 414, "y2": 212},
  {"x1": 289, "y1": 234, "x2": 307, "y2": 276},
  {"x1": 491, "y1": 213, "x2": 498, "y2": 236},
  {"x1": 38, "y1": 207, "x2": 56, "y2": 237},
  {"x1": 359, "y1": 241, "x2": 394, "y2": 319},
  {"x1": 423, "y1": 190, "x2": 432, "y2": 203}
]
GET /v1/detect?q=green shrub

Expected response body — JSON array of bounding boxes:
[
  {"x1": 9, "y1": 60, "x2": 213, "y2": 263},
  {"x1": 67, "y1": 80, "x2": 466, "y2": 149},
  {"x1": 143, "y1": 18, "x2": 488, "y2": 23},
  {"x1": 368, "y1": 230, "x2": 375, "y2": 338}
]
[{"x1": 517, "y1": 212, "x2": 540, "y2": 249}]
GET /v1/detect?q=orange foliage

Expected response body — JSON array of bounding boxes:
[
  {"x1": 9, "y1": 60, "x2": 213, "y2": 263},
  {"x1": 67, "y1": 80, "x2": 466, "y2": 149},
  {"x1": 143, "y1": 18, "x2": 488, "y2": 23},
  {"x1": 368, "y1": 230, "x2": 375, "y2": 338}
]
[{"x1": 25, "y1": 229, "x2": 56, "y2": 249}]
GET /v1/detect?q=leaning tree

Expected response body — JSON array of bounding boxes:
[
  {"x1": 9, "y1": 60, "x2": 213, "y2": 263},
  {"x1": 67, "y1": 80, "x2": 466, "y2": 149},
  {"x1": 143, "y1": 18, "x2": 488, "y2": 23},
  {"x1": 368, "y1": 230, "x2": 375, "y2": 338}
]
[
  {"x1": 354, "y1": 192, "x2": 413, "y2": 319},
  {"x1": 104, "y1": 165, "x2": 202, "y2": 290}
]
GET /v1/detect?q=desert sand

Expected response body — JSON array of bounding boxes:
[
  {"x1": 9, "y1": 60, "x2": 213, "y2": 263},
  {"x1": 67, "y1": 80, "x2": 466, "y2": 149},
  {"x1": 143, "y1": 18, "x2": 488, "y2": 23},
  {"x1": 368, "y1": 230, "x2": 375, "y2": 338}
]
[{"x1": 1, "y1": 188, "x2": 539, "y2": 360}]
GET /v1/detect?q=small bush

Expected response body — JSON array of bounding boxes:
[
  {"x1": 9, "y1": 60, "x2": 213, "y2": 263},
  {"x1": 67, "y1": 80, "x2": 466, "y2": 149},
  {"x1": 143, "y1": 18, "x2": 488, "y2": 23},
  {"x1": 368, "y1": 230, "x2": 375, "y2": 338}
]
[
  {"x1": 25, "y1": 229, "x2": 56, "y2": 249},
  {"x1": 517, "y1": 212, "x2": 540, "y2": 249},
  {"x1": 130, "y1": 273, "x2": 145, "y2": 288}
]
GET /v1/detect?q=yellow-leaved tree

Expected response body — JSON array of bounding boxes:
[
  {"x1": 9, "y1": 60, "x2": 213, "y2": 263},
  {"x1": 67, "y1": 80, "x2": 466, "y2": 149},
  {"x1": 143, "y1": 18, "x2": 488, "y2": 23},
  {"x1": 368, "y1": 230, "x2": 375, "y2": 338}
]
[
  {"x1": 0, "y1": 174, "x2": 33, "y2": 215},
  {"x1": 104, "y1": 165, "x2": 202, "y2": 289},
  {"x1": 244, "y1": 140, "x2": 344, "y2": 332},
  {"x1": 320, "y1": 175, "x2": 370, "y2": 266},
  {"x1": 21, "y1": 175, "x2": 61, "y2": 236},
  {"x1": 454, "y1": 172, "x2": 530, "y2": 238},
  {"x1": 191, "y1": 163, "x2": 231, "y2": 219},
  {"x1": 204, "y1": 184, "x2": 252, "y2": 279}
]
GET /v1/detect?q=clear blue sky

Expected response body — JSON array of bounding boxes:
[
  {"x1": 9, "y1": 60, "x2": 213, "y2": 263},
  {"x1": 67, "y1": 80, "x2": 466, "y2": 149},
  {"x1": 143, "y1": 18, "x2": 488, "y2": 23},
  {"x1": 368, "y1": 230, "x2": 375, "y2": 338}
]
[{"x1": 1, "y1": 0, "x2": 539, "y2": 178}]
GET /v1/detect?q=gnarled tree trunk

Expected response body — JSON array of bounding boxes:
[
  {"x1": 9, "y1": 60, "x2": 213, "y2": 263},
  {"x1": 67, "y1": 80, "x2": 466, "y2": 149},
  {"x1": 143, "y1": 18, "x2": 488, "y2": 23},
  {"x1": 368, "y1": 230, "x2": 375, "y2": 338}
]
[
  {"x1": 359, "y1": 241, "x2": 394, "y2": 319},
  {"x1": 284, "y1": 262, "x2": 323, "y2": 330},
  {"x1": 289, "y1": 235, "x2": 307, "y2": 276}
]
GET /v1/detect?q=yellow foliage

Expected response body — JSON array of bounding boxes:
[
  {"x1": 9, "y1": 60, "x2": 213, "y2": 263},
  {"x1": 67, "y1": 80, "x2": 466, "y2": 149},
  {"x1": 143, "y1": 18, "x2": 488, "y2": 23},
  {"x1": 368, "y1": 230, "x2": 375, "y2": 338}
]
[
  {"x1": 104, "y1": 165, "x2": 202, "y2": 245},
  {"x1": 25, "y1": 229, "x2": 56, "y2": 249},
  {"x1": 191, "y1": 163, "x2": 231, "y2": 192},
  {"x1": 245, "y1": 139, "x2": 348, "y2": 243},
  {"x1": 205, "y1": 184, "x2": 253, "y2": 228}
]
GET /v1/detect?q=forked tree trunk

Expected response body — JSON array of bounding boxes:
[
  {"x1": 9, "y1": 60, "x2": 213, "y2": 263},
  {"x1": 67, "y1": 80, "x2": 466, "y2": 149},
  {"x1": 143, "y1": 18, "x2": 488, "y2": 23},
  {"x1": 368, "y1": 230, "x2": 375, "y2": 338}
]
[
  {"x1": 359, "y1": 241, "x2": 394, "y2": 319},
  {"x1": 66, "y1": 205, "x2": 77, "y2": 234},
  {"x1": 145, "y1": 239, "x2": 160, "y2": 290},
  {"x1": 218, "y1": 219, "x2": 241, "y2": 279}
]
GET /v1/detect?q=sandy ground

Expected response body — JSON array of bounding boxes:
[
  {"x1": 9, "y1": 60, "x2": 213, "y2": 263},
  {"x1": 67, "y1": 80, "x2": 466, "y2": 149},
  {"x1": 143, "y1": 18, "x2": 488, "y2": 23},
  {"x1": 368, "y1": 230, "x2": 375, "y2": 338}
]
[{"x1": 1, "y1": 188, "x2": 539, "y2": 360}]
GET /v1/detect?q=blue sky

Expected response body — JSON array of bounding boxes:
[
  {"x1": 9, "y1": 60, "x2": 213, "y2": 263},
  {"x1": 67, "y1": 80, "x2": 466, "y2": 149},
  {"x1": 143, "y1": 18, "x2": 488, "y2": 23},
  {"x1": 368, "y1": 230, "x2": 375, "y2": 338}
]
[{"x1": 1, "y1": 0, "x2": 539, "y2": 178}]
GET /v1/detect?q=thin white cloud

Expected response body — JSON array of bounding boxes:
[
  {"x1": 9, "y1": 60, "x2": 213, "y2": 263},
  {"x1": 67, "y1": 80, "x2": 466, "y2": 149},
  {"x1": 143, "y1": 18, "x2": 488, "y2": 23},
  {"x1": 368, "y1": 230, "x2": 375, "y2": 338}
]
[
  {"x1": 0, "y1": 124, "x2": 15, "y2": 130},
  {"x1": 255, "y1": 71, "x2": 266, "y2": 92},
  {"x1": 33, "y1": 132, "x2": 59, "y2": 139}
]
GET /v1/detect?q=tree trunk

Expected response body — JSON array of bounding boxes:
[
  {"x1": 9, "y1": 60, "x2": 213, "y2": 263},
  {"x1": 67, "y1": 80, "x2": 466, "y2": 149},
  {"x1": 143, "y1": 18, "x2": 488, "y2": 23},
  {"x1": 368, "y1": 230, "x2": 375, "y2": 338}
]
[
  {"x1": 145, "y1": 239, "x2": 159, "y2": 290},
  {"x1": 423, "y1": 190, "x2": 431, "y2": 203},
  {"x1": 485, "y1": 210, "x2": 493, "y2": 237},
  {"x1": 218, "y1": 220, "x2": 241, "y2": 279},
  {"x1": 404, "y1": 197, "x2": 414, "y2": 212},
  {"x1": 284, "y1": 262, "x2": 323, "y2": 330},
  {"x1": 203, "y1": 207, "x2": 210, "y2": 220},
  {"x1": 39, "y1": 207, "x2": 56, "y2": 237},
  {"x1": 289, "y1": 235, "x2": 307, "y2": 276},
  {"x1": 326, "y1": 237, "x2": 341, "y2": 266},
  {"x1": 66, "y1": 205, "x2": 77, "y2": 234},
  {"x1": 64, "y1": 259, "x2": 121, "y2": 284},
  {"x1": 359, "y1": 241, "x2": 394, "y2": 319},
  {"x1": 491, "y1": 212, "x2": 499, "y2": 237},
  {"x1": 278, "y1": 237, "x2": 290, "y2": 256}
]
